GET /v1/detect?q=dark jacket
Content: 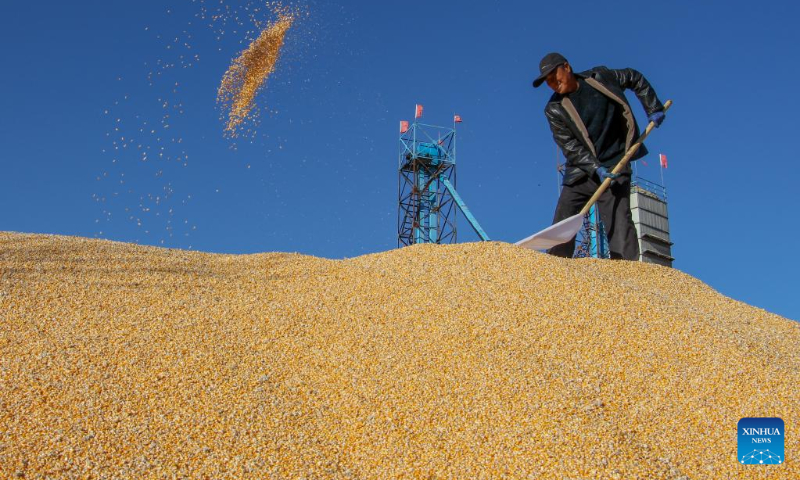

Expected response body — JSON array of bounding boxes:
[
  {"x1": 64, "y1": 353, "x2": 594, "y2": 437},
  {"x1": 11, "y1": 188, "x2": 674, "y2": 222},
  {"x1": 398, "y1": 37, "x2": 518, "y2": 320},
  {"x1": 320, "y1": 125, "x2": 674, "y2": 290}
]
[{"x1": 544, "y1": 66, "x2": 664, "y2": 186}]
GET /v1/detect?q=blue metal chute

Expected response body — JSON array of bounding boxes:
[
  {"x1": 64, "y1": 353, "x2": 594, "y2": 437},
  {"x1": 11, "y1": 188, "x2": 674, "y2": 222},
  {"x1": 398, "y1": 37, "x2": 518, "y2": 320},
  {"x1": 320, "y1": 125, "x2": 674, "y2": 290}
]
[{"x1": 441, "y1": 177, "x2": 490, "y2": 241}]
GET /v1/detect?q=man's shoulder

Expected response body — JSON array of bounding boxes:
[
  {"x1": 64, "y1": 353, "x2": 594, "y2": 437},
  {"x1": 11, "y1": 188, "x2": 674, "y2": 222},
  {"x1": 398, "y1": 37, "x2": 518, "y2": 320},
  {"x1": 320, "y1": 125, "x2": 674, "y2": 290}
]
[
  {"x1": 578, "y1": 65, "x2": 612, "y2": 79},
  {"x1": 545, "y1": 91, "x2": 564, "y2": 107},
  {"x1": 544, "y1": 93, "x2": 563, "y2": 116}
]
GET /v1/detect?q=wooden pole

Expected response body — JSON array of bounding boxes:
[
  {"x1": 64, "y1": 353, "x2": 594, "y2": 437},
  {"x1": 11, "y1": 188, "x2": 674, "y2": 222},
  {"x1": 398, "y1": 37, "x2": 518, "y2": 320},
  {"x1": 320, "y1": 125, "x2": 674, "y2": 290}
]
[{"x1": 579, "y1": 100, "x2": 672, "y2": 216}]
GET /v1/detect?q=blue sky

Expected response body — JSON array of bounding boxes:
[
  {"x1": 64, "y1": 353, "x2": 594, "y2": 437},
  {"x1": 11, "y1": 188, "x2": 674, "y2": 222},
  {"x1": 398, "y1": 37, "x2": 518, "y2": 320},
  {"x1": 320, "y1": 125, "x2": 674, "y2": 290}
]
[{"x1": 1, "y1": 0, "x2": 798, "y2": 320}]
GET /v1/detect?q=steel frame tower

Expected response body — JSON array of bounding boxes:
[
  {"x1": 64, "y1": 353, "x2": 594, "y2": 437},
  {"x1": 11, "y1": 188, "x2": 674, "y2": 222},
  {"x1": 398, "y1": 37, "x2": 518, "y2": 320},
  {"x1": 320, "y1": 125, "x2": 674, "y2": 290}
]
[
  {"x1": 398, "y1": 117, "x2": 488, "y2": 246},
  {"x1": 574, "y1": 205, "x2": 609, "y2": 259}
]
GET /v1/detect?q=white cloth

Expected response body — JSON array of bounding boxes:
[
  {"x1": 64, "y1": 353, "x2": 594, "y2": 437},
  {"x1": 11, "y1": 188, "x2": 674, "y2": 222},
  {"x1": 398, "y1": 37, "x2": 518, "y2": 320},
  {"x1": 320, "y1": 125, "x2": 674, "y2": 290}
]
[{"x1": 515, "y1": 213, "x2": 584, "y2": 251}]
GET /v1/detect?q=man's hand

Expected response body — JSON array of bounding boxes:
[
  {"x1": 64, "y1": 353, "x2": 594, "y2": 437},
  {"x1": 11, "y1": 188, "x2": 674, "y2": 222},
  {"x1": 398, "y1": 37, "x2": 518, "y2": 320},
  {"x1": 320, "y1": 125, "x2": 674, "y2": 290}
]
[
  {"x1": 596, "y1": 166, "x2": 619, "y2": 183},
  {"x1": 648, "y1": 111, "x2": 665, "y2": 128}
]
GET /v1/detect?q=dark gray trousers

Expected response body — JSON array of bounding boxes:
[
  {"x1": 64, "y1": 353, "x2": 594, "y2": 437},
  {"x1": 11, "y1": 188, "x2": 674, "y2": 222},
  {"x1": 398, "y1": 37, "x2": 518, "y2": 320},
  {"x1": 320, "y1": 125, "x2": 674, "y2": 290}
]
[{"x1": 547, "y1": 175, "x2": 640, "y2": 260}]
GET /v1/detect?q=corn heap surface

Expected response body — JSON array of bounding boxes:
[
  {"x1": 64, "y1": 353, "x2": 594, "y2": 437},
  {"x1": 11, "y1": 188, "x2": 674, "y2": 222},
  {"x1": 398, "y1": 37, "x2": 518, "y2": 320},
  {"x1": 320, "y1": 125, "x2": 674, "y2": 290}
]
[{"x1": 1, "y1": 232, "x2": 798, "y2": 479}]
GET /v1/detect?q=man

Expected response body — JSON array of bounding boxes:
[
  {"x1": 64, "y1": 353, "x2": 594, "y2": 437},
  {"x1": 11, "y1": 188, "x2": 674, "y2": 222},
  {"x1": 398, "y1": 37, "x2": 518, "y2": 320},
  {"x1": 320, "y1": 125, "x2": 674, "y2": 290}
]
[{"x1": 532, "y1": 52, "x2": 665, "y2": 260}]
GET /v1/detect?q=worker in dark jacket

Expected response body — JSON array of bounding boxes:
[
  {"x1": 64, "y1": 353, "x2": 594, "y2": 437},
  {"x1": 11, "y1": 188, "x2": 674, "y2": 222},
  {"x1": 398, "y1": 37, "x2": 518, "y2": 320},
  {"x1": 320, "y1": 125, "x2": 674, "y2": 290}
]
[{"x1": 533, "y1": 52, "x2": 665, "y2": 260}]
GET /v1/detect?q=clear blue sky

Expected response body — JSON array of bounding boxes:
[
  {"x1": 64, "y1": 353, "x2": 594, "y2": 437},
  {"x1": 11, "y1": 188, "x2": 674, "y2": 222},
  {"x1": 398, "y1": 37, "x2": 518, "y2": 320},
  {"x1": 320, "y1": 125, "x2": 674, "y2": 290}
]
[{"x1": 2, "y1": 1, "x2": 798, "y2": 320}]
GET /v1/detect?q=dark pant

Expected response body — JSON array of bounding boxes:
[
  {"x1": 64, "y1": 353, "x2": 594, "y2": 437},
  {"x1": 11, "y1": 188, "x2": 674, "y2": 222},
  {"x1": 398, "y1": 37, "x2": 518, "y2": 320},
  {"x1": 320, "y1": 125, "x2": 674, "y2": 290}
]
[{"x1": 547, "y1": 175, "x2": 640, "y2": 260}]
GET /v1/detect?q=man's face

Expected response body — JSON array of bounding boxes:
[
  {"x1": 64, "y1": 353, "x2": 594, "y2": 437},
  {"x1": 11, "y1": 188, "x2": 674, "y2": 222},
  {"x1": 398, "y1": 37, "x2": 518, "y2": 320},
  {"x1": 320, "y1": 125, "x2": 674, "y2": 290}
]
[{"x1": 545, "y1": 64, "x2": 577, "y2": 94}]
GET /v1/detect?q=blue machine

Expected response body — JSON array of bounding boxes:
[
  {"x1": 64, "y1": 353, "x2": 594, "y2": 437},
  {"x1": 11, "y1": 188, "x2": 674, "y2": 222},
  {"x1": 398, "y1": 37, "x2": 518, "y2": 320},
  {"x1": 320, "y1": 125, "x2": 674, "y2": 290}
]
[{"x1": 415, "y1": 142, "x2": 444, "y2": 163}]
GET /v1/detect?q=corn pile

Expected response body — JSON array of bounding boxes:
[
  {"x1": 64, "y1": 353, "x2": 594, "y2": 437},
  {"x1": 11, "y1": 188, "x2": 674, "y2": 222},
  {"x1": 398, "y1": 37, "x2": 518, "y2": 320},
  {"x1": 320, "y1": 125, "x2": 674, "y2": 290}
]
[
  {"x1": 1, "y1": 232, "x2": 798, "y2": 479},
  {"x1": 217, "y1": 10, "x2": 293, "y2": 137}
]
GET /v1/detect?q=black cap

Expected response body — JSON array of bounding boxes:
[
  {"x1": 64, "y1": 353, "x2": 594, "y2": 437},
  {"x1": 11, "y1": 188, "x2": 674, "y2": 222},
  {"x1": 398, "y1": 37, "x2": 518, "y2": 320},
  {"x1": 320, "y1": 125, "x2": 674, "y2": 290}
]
[{"x1": 532, "y1": 52, "x2": 568, "y2": 88}]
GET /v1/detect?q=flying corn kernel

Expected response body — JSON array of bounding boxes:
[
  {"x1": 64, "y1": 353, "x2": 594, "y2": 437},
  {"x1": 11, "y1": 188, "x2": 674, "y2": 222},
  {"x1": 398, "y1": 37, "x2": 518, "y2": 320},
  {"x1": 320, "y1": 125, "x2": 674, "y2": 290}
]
[{"x1": 217, "y1": 9, "x2": 293, "y2": 137}]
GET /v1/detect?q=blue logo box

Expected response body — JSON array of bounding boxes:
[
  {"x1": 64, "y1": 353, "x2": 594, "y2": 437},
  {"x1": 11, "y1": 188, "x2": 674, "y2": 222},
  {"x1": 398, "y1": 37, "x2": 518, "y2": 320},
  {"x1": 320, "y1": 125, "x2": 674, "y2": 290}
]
[{"x1": 738, "y1": 417, "x2": 784, "y2": 465}]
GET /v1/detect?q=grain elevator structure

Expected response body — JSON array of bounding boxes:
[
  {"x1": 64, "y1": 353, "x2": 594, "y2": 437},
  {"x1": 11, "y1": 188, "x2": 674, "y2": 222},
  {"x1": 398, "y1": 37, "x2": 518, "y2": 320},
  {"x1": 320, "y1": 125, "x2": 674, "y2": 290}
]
[{"x1": 629, "y1": 177, "x2": 674, "y2": 267}]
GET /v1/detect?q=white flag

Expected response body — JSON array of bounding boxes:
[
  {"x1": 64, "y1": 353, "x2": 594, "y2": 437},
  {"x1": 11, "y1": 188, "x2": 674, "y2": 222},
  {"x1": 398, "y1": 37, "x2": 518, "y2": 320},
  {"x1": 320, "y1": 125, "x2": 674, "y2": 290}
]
[{"x1": 515, "y1": 213, "x2": 584, "y2": 251}]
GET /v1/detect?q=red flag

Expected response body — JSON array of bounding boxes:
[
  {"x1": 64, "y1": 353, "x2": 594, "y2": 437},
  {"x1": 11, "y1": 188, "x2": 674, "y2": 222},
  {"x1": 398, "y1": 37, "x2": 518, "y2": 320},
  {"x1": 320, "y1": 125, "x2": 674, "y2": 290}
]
[
  {"x1": 415, "y1": 104, "x2": 423, "y2": 119},
  {"x1": 454, "y1": 114, "x2": 462, "y2": 123},
  {"x1": 659, "y1": 154, "x2": 668, "y2": 169},
  {"x1": 399, "y1": 120, "x2": 409, "y2": 134}
]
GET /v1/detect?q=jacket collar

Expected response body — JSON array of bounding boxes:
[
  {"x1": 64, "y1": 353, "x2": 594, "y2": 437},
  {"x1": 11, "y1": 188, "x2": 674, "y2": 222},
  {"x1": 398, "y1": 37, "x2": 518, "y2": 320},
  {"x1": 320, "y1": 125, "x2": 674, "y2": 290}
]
[{"x1": 546, "y1": 70, "x2": 593, "y2": 103}]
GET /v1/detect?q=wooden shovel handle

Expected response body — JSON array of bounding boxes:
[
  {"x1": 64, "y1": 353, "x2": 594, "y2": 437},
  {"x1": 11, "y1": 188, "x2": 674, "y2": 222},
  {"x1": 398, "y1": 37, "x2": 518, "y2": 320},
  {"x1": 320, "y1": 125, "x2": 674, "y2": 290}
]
[{"x1": 578, "y1": 100, "x2": 673, "y2": 216}]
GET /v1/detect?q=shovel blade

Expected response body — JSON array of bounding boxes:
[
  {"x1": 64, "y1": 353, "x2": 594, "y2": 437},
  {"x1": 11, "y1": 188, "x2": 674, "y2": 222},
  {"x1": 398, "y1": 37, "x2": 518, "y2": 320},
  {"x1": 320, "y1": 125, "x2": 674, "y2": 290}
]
[{"x1": 515, "y1": 213, "x2": 584, "y2": 251}]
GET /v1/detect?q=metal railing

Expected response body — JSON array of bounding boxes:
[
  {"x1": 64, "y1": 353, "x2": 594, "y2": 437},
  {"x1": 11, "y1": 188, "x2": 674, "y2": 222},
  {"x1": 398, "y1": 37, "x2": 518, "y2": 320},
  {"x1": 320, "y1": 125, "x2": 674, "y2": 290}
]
[{"x1": 631, "y1": 176, "x2": 667, "y2": 201}]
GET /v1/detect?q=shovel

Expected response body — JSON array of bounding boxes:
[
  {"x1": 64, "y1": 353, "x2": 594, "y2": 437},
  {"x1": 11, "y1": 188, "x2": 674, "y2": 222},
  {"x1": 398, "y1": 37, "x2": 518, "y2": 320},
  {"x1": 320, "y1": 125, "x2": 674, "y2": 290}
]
[{"x1": 515, "y1": 99, "x2": 673, "y2": 251}]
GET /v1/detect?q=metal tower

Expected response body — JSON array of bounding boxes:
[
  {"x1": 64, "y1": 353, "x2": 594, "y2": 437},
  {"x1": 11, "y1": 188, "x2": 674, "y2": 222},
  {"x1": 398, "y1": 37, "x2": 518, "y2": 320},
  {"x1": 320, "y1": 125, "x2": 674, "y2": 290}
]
[
  {"x1": 397, "y1": 113, "x2": 489, "y2": 246},
  {"x1": 630, "y1": 177, "x2": 674, "y2": 267},
  {"x1": 574, "y1": 205, "x2": 610, "y2": 259}
]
